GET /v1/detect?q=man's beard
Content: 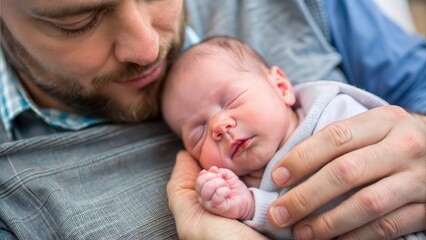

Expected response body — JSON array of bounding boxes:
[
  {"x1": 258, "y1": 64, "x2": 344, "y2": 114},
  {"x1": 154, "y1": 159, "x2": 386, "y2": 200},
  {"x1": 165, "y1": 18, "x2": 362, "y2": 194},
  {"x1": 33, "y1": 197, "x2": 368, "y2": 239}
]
[{"x1": 0, "y1": 18, "x2": 183, "y2": 123}]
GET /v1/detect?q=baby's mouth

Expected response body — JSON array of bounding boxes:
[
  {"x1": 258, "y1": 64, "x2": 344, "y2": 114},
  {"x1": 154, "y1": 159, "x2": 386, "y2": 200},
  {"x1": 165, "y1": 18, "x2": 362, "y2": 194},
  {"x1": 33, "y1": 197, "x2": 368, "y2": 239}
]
[{"x1": 230, "y1": 137, "x2": 253, "y2": 159}]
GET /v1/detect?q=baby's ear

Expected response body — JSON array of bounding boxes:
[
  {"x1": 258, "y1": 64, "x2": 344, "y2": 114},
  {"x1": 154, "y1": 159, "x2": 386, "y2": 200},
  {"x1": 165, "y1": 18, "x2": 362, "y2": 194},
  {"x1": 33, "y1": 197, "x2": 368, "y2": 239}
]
[{"x1": 269, "y1": 66, "x2": 296, "y2": 106}]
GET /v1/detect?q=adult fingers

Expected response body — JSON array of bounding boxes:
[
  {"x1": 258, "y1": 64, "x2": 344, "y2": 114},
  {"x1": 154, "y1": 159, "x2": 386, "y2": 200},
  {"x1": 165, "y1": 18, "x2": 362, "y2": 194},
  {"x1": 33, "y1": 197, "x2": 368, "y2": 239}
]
[
  {"x1": 269, "y1": 119, "x2": 424, "y2": 227},
  {"x1": 268, "y1": 106, "x2": 426, "y2": 232},
  {"x1": 169, "y1": 151, "x2": 200, "y2": 186},
  {"x1": 341, "y1": 203, "x2": 426, "y2": 240},
  {"x1": 291, "y1": 169, "x2": 426, "y2": 239},
  {"x1": 167, "y1": 151, "x2": 200, "y2": 213},
  {"x1": 271, "y1": 106, "x2": 409, "y2": 187}
]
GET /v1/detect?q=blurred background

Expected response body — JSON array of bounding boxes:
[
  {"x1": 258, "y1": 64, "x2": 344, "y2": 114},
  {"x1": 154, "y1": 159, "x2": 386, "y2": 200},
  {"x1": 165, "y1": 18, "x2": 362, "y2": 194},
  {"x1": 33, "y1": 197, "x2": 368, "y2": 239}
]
[
  {"x1": 373, "y1": 0, "x2": 425, "y2": 37},
  {"x1": 409, "y1": 0, "x2": 425, "y2": 36}
]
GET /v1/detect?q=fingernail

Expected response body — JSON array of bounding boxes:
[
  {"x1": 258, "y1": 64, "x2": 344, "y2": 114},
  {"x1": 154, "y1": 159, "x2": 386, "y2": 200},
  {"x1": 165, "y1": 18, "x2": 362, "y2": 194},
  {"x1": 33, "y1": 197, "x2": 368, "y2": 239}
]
[
  {"x1": 272, "y1": 167, "x2": 290, "y2": 186},
  {"x1": 270, "y1": 206, "x2": 289, "y2": 226},
  {"x1": 295, "y1": 225, "x2": 314, "y2": 240}
]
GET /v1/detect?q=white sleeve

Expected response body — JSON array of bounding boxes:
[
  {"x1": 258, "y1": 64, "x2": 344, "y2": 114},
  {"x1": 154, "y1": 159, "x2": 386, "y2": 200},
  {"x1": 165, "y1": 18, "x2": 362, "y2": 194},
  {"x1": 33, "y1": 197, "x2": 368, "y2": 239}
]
[
  {"x1": 243, "y1": 188, "x2": 293, "y2": 239},
  {"x1": 314, "y1": 94, "x2": 368, "y2": 134}
]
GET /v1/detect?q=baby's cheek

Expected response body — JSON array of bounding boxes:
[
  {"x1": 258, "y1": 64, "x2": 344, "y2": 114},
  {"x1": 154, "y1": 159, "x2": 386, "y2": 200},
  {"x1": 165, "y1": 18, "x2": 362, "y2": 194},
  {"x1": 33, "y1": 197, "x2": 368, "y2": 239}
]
[
  {"x1": 199, "y1": 152, "x2": 221, "y2": 171},
  {"x1": 199, "y1": 158, "x2": 214, "y2": 171}
]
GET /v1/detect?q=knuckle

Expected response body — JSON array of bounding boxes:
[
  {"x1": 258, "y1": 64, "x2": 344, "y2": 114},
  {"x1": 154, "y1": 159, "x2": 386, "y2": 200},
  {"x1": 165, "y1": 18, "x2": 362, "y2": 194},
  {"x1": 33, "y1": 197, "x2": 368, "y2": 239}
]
[
  {"x1": 317, "y1": 214, "x2": 337, "y2": 237},
  {"x1": 323, "y1": 122, "x2": 353, "y2": 147},
  {"x1": 388, "y1": 132, "x2": 426, "y2": 162},
  {"x1": 289, "y1": 190, "x2": 311, "y2": 214},
  {"x1": 410, "y1": 172, "x2": 426, "y2": 201},
  {"x1": 399, "y1": 133, "x2": 426, "y2": 157},
  {"x1": 359, "y1": 189, "x2": 388, "y2": 216},
  {"x1": 328, "y1": 156, "x2": 362, "y2": 186},
  {"x1": 289, "y1": 145, "x2": 315, "y2": 179},
  {"x1": 372, "y1": 217, "x2": 401, "y2": 239},
  {"x1": 383, "y1": 105, "x2": 409, "y2": 122},
  {"x1": 293, "y1": 144, "x2": 313, "y2": 163}
]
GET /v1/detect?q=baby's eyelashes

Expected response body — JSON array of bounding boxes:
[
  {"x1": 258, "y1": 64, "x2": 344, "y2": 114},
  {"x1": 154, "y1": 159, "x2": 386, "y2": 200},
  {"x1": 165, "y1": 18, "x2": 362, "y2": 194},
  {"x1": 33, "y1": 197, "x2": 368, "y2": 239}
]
[{"x1": 186, "y1": 125, "x2": 206, "y2": 155}]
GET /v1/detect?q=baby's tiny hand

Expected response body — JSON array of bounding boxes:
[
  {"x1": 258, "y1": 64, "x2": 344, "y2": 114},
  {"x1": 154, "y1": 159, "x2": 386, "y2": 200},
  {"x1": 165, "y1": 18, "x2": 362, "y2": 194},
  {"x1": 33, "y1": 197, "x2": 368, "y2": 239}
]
[{"x1": 195, "y1": 166, "x2": 255, "y2": 220}]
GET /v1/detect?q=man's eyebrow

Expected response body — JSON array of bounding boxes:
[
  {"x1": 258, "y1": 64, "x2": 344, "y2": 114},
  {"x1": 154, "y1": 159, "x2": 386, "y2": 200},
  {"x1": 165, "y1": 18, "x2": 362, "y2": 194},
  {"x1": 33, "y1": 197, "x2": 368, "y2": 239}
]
[{"x1": 31, "y1": 0, "x2": 122, "y2": 18}]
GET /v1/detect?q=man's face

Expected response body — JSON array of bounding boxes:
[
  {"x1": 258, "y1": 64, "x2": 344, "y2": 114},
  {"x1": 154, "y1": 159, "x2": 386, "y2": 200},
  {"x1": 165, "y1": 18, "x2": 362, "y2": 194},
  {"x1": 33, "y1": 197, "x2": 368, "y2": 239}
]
[{"x1": 0, "y1": 0, "x2": 185, "y2": 122}]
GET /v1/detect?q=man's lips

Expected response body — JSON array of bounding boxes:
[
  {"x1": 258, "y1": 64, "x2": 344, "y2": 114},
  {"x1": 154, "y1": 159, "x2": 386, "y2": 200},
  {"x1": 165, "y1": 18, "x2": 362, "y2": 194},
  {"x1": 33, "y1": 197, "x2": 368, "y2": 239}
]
[
  {"x1": 230, "y1": 138, "x2": 253, "y2": 158},
  {"x1": 117, "y1": 63, "x2": 165, "y2": 89}
]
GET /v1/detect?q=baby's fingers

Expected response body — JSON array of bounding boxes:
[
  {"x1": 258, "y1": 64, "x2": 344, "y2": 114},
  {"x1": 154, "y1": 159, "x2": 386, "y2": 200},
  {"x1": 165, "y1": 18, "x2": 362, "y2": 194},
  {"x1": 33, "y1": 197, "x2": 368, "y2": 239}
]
[
  {"x1": 210, "y1": 186, "x2": 231, "y2": 207},
  {"x1": 195, "y1": 171, "x2": 222, "y2": 194},
  {"x1": 198, "y1": 177, "x2": 228, "y2": 202}
]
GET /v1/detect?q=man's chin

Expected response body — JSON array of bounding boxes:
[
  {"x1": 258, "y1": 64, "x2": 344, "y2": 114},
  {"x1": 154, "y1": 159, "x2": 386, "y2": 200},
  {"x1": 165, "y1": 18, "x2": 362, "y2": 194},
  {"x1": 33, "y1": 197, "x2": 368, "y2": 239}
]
[
  {"x1": 103, "y1": 99, "x2": 161, "y2": 123},
  {"x1": 92, "y1": 80, "x2": 162, "y2": 122}
]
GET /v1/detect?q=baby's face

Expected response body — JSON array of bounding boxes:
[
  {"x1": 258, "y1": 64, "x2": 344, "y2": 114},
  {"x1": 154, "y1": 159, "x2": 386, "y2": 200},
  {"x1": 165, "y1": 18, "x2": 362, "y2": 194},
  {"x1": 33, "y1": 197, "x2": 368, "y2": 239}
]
[{"x1": 162, "y1": 48, "x2": 296, "y2": 175}]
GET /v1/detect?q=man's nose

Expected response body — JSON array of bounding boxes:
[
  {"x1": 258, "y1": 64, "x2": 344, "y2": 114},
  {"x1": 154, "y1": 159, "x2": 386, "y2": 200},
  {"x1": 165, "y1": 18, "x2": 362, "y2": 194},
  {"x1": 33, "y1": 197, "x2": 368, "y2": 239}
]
[
  {"x1": 113, "y1": 2, "x2": 159, "y2": 65},
  {"x1": 211, "y1": 115, "x2": 236, "y2": 141}
]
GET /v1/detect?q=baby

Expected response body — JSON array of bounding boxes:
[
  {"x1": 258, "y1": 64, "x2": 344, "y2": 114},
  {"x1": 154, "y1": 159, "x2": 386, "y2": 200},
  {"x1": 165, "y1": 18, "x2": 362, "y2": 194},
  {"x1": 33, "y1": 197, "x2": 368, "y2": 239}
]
[{"x1": 161, "y1": 36, "x2": 388, "y2": 239}]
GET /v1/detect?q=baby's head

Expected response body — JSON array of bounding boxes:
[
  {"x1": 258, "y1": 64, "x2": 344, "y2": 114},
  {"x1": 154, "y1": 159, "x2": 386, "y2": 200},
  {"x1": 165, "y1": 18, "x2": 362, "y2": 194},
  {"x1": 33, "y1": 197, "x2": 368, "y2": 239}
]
[{"x1": 162, "y1": 36, "x2": 298, "y2": 175}]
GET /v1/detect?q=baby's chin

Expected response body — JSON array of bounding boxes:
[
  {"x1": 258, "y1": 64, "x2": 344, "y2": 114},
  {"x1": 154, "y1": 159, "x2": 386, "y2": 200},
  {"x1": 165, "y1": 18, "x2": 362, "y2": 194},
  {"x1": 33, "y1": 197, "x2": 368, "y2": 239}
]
[
  {"x1": 240, "y1": 174, "x2": 262, "y2": 188},
  {"x1": 240, "y1": 167, "x2": 266, "y2": 188}
]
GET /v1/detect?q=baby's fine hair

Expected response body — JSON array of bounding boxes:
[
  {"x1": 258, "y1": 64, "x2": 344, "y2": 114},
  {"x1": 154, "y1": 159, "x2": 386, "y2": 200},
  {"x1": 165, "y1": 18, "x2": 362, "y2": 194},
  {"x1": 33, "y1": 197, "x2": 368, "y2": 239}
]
[{"x1": 172, "y1": 36, "x2": 270, "y2": 76}]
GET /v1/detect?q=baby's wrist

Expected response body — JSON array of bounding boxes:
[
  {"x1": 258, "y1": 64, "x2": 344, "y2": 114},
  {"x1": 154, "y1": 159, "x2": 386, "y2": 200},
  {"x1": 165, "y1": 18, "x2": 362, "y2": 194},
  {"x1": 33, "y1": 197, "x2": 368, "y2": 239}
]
[{"x1": 239, "y1": 191, "x2": 255, "y2": 220}]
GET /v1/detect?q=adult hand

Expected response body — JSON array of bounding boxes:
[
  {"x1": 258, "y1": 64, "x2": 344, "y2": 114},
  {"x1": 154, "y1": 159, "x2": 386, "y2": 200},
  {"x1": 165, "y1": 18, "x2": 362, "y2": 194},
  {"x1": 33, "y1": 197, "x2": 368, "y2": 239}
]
[
  {"x1": 167, "y1": 151, "x2": 268, "y2": 240},
  {"x1": 268, "y1": 106, "x2": 426, "y2": 239}
]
